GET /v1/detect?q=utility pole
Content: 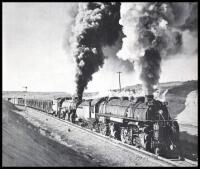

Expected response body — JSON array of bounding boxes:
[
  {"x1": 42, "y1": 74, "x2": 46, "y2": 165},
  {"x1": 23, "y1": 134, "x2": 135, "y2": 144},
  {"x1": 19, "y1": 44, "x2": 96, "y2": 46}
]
[
  {"x1": 23, "y1": 86, "x2": 28, "y2": 111},
  {"x1": 117, "y1": 72, "x2": 122, "y2": 92}
]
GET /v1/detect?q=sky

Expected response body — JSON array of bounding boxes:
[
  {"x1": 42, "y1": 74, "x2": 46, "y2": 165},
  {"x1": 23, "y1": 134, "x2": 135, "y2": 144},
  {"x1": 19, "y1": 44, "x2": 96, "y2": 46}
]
[{"x1": 3, "y1": 3, "x2": 198, "y2": 94}]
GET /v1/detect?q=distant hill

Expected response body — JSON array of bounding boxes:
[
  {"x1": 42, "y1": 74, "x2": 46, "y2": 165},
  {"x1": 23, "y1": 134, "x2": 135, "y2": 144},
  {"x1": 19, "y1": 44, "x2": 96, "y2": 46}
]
[
  {"x1": 2, "y1": 91, "x2": 71, "y2": 100},
  {"x1": 164, "y1": 80, "x2": 197, "y2": 119},
  {"x1": 122, "y1": 80, "x2": 198, "y2": 119},
  {"x1": 122, "y1": 81, "x2": 191, "y2": 91},
  {"x1": 2, "y1": 91, "x2": 100, "y2": 100}
]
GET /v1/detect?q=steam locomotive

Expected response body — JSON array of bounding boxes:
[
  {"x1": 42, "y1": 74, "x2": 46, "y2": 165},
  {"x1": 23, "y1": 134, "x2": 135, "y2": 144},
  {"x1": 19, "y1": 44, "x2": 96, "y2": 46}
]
[
  {"x1": 8, "y1": 95, "x2": 181, "y2": 158},
  {"x1": 75, "y1": 95, "x2": 181, "y2": 158}
]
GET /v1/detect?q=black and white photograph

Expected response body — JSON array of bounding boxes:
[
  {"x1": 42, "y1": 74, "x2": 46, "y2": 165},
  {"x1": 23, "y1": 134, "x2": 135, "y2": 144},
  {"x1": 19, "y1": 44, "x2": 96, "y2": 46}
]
[{"x1": 2, "y1": 1, "x2": 198, "y2": 167}]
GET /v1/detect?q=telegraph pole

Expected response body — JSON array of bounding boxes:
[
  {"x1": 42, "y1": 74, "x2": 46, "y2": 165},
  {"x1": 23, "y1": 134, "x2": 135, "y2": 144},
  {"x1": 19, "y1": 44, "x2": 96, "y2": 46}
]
[
  {"x1": 23, "y1": 86, "x2": 28, "y2": 111},
  {"x1": 117, "y1": 72, "x2": 122, "y2": 92}
]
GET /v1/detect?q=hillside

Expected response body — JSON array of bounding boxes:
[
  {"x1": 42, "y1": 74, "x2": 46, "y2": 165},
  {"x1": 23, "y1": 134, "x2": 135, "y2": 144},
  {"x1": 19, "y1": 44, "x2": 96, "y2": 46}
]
[
  {"x1": 164, "y1": 80, "x2": 197, "y2": 119},
  {"x1": 176, "y1": 91, "x2": 197, "y2": 126},
  {"x1": 2, "y1": 91, "x2": 71, "y2": 100},
  {"x1": 119, "y1": 80, "x2": 198, "y2": 120},
  {"x1": 2, "y1": 100, "x2": 97, "y2": 166}
]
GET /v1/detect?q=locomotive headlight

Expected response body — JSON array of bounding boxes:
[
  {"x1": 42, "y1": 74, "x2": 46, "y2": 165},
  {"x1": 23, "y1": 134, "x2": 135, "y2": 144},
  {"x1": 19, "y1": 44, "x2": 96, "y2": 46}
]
[
  {"x1": 170, "y1": 144, "x2": 174, "y2": 150},
  {"x1": 147, "y1": 101, "x2": 153, "y2": 106},
  {"x1": 163, "y1": 102, "x2": 168, "y2": 106},
  {"x1": 158, "y1": 110, "x2": 163, "y2": 114}
]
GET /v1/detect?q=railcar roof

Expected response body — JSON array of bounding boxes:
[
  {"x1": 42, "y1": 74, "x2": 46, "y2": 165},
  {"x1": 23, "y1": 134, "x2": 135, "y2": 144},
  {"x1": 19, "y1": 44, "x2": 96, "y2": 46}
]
[
  {"x1": 106, "y1": 99, "x2": 131, "y2": 107},
  {"x1": 91, "y1": 97, "x2": 108, "y2": 106},
  {"x1": 26, "y1": 98, "x2": 53, "y2": 102},
  {"x1": 54, "y1": 96, "x2": 72, "y2": 100}
]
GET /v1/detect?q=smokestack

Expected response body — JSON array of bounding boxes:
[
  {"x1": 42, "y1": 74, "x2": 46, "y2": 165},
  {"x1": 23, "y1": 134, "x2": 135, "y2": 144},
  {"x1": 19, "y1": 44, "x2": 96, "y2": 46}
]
[
  {"x1": 145, "y1": 95, "x2": 154, "y2": 103},
  {"x1": 70, "y1": 2, "x2": 122, "y2": 103}
]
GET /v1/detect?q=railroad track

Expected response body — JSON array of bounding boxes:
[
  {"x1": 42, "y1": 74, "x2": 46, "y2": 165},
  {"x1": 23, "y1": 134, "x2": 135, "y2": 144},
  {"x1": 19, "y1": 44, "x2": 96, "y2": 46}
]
[{"x1": 18, "y1": 105, "x2": 198, "y2": 167}]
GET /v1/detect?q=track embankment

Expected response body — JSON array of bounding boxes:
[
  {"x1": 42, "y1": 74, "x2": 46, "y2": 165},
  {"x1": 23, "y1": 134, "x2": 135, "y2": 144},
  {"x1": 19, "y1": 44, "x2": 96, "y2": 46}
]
[
  {"x1": 2, "y1": 100, "x2": 98, "y2": 167},
  {"x1": 13, "y1": 105, "x2": 197, "y2": 167}
]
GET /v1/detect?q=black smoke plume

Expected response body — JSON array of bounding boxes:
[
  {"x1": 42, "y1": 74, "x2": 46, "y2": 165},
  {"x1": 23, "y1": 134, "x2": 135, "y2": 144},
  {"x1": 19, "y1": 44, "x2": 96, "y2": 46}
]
[
  {"x1": 71, "y1": 2, "x2": 121, "y2": 102},
  {"x1": 139, "y1": 3, "x2": 187, "y2": 94},
  {"x1": 140, "y1": 48, "x2": 161, "y2": 94},
  {"x1": 137, "y1": 3, "x2": 183, "y2": 94},
  {"x1": 118, "y1": 2, "x2": 197, "y2": 95}
]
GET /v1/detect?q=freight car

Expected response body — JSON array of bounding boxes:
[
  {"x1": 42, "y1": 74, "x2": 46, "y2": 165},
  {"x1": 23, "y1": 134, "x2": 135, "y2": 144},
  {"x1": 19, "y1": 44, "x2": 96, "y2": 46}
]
[
  {"x1": 7, "y1": 97, "x2": 21, "y2": 105},
  {"x1": 15, "y1": 98, "x2": 53, "y2": 113},
  {"x1": 13, "y1": 97, "x2": 77, "y2": 121},
  {"x1": 18, "y1": 98, "x2": 26, "y2": 106},
  {"x1": 26, "y1": 99, "x2": 53, "y2": 113}
]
